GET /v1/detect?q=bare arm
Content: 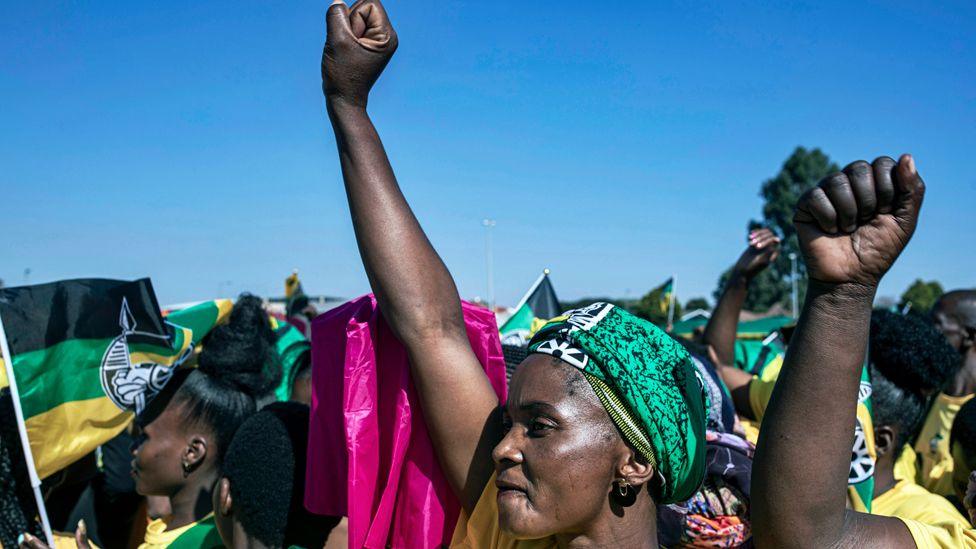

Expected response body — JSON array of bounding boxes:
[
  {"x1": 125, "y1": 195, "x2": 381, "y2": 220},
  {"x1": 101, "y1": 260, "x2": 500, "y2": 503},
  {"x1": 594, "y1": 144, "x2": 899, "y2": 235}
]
[
  {"x1": 751, "y1": 155, "x2": 926, "y2": 548},
  {"x1": 322, "y1": 0, "x2": 500, "y2": 511},
  {"x1": 703, "y1": 228, "x2": 779, "y2": 419}
]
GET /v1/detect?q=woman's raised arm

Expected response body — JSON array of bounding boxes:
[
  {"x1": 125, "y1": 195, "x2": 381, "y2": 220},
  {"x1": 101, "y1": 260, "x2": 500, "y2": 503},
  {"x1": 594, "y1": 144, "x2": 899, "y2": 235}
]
[{"x1": 322, "y1": 0, "x2": 501, "y2": 511}]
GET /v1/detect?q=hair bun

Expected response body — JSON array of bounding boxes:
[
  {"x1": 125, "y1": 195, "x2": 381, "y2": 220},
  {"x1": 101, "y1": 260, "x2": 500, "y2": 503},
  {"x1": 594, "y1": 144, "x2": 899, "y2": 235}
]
[{"x1": 198, "y1": 294, "x2": 282, "y2": 397}]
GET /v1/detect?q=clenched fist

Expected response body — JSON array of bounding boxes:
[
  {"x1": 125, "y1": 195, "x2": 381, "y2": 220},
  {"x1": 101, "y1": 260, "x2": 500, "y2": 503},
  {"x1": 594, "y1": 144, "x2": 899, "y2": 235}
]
[
  {"x1": 322, "y1": 0, "x2": 398, "y2": 107},
  {"x1": 794, "y1": 155, "x2": 925, "y2": 288}
]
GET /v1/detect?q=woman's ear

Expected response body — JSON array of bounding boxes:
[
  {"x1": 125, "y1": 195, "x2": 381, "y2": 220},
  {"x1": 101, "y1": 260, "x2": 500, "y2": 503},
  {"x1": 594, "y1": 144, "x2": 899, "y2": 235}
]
[
  {"x1": 218, "y1": 477, "x2": 233, "y2": 516},
  {"x1": 617, "y1": 447, "x2": 656, "y2": 488},
  {"x1": 182, "y1": 434, "x2": 209, "y2": 473},
  {"x1": 874, "y1": 425, "x2": 895, "y2": 458}
]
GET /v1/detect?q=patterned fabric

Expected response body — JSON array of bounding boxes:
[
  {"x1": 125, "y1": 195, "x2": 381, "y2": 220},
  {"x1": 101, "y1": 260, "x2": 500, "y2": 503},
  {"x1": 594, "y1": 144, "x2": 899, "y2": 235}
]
[
  {"x1": 528, "y1": 302, "x2": 708, "y2": 504},
  {"x1": 657, "y1": 431, "x2": 754, "y2": 548}
]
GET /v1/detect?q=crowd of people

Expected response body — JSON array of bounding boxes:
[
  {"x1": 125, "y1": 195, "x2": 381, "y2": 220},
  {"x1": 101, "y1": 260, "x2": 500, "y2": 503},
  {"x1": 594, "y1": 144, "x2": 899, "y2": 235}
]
[{"x1": 1, "y1": 1, "x2": 974, "y2": 547}]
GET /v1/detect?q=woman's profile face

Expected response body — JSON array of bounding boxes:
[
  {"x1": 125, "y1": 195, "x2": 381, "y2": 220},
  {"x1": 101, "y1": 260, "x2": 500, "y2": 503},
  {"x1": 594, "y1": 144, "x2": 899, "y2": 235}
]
[
  {"x1": 131, "y1": 402, "x2": 188, "y2": 497},
  {"x1": 494, "y1": 354, "x2": 626, "y2": 539}
]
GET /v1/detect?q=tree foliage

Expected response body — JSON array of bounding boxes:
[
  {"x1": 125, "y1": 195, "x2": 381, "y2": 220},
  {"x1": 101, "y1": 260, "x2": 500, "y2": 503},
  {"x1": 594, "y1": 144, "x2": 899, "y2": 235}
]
[
  {"x1": 713, "y1": 146, "x2": 839, "y2": 312},
  {"x1": 633, "y1": 286, "x2": 682, "y2": 326},
  {"x1": 899, "y1": 279, "x2": 944, "y2": 314},
  {"x1": 684, "y1": 297, "x2": 711, "y2": 312}
]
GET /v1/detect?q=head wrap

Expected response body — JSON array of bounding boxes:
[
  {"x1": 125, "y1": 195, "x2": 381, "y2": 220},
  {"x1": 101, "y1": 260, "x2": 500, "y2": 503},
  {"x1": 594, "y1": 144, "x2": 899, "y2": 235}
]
[{"x1": 527, "y1": 302, "x2": 707, "y2": 504}]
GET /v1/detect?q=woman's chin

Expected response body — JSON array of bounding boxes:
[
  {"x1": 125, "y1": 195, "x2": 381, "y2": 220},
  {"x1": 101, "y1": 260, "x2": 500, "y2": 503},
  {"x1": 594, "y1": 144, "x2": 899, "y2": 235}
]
[{"x1": 497, "y1": 498, "x2": 548, "y2": 539}]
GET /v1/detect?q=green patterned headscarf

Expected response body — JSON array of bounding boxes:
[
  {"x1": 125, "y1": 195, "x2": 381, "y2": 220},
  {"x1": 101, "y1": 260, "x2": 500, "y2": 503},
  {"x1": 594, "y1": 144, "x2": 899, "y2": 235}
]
[{"x1": 527, "y1": 303, "x2": 707, "y2": 504}]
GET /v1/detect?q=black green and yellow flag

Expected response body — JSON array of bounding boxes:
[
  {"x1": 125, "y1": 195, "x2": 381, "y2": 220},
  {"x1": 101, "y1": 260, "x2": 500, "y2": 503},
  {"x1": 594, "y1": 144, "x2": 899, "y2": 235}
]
[
  {"x1": 0, "y1": 279, "x2": 195, "y2": 479},
  {"x1": 500, "y1": 271, "x2": 561, "y2": 346},
  {"x1": 268, "y1": 316, "x2": 310, "y2": 401},
  {"x1": 655, "y1": 277, "x2": 674, "y2": 315}
]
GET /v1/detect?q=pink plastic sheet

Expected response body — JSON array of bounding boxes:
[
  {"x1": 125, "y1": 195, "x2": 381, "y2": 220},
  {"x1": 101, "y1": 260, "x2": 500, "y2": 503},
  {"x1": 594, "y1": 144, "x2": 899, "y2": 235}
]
[{"x1": 305, "y1": 295, "x2": 507, "y2": 548}]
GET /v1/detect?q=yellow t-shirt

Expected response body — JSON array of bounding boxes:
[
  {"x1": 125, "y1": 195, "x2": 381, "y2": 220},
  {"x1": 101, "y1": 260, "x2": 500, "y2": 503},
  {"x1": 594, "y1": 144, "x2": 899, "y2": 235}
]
[
  {"x1": 138, "y1": 513, "x2": 216, "y2": 549},
  {"x1": 52, "y1": 533, "x2": 100, "y2": 549},
  {"x1": 450, "y1": 474, "x2": 556, "y2": 549},
  {"x1": 738, "y1": 358, "x2": 783, "y2": 444},
  {"x1": 901, "y1": 518, "x2": 976, "y2": 548},
  {"x1": 874, "y1": 480, "x2": 970, "y2": 530},
  {"x1": 894, "y1": 443, "x2": 919, "y2": 483},
  {"x1": 914, "y1": 393, "x2": 975, "y2": 496}
]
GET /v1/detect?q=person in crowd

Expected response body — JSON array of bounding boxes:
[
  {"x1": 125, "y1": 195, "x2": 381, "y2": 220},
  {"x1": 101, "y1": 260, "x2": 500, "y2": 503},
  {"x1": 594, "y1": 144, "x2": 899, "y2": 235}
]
[
  {"x1": 130, "y1": 295, "x2": 280, "y2": 549},
  {"x1": 213, "y1": 401, "x2": 340, "y2": 549},
  {"x1": 950, "y1": 399, "x2": 976, "y2": 512},
  {"x1": 703, "y1": 228, "x2": 782, "y2": 429},
  {"x1": 861, "y1": 311, "x2": 967, "y2": 528},
  {"x1": 912, "y1": 289, "x2": 976, "y2": 495},
  {"x1": 752, "y1": 153, "x2": 976, "y2": 546},
  {"x1": 320, "y1": 1, "x2": 706, "y2": 547}
]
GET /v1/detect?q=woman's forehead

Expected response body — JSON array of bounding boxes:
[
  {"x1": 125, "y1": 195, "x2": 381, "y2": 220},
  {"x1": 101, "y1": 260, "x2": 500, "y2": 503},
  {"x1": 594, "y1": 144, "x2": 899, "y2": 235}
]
[{"x1": 506, "y1": 354, "x2": 598, "y2": 412}]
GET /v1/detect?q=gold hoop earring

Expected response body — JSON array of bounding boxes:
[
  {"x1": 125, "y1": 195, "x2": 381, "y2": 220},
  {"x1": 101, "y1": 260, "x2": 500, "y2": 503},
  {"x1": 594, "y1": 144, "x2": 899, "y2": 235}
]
[{"x1": 617, "y1": 478, "x2": 630, "y2": 497}]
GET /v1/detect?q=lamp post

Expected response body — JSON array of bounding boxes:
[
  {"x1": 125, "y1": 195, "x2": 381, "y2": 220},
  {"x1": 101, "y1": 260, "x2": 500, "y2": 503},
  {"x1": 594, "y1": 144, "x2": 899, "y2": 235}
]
[
  {"x1": 789, "y1": 252, "x2": 798, "y2": 319},
  {"x1": 483, "y1": 219, "x2": 496, "y2": 310}
]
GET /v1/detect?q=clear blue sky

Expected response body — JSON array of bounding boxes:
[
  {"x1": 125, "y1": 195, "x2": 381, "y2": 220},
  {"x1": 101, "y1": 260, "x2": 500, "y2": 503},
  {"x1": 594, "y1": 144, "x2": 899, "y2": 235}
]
[{"x1": 2, "y1": 1, "x2": 973, "y2": 308}]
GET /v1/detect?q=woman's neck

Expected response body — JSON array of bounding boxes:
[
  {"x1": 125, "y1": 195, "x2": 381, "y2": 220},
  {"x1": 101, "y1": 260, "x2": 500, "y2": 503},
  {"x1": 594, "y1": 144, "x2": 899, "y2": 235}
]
[
  {"x1": 555, "y1": 497, "x2": 658, "y2": 549},
  {"x1": 166, "y1": 470, "x2": 218, "y2": 531}
]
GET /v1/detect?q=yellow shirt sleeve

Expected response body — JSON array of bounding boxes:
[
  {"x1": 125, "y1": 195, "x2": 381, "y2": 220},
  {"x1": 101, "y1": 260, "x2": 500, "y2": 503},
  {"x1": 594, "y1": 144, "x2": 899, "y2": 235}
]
[
  {"x1": 901, "y1": 518, "x2": 976, "y2": 548},
  {"x1": 749, "y1": 376, "x2": 777, "y2": 423}
]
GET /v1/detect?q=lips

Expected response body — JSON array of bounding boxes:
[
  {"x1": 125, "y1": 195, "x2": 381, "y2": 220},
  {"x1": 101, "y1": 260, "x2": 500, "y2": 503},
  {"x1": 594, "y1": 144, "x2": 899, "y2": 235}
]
[{"x1": 495, "y1": 477, "x2": 527, "y2": 497}]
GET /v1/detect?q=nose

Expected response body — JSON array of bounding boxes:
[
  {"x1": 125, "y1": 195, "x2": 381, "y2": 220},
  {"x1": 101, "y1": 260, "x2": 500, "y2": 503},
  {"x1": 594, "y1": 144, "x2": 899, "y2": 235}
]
[{"x1": 492, "y1": 426, "x2": 524, "y2": 466}]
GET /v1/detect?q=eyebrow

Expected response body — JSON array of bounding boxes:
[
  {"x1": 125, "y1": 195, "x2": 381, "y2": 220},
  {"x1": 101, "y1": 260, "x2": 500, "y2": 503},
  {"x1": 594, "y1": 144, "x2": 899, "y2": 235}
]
[{"x1": 512, "y1": 400, "x2": 559, "y2": 413}]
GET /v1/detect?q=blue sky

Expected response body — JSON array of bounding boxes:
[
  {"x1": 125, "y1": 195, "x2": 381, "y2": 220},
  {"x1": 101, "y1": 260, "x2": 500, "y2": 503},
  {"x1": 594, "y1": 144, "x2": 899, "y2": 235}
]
[{"x1": 2, "y1": 1, "x2": 973, "y2": 308}]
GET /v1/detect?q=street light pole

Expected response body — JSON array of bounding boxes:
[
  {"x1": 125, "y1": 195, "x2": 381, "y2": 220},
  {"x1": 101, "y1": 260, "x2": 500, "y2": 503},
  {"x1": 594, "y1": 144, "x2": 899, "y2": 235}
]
[
  {"x1": 483, "y1": 219, "x2": 496, "y2": 310},
  {"x1": 789, "y1": 252, "x2": 798, "y2": 319}
]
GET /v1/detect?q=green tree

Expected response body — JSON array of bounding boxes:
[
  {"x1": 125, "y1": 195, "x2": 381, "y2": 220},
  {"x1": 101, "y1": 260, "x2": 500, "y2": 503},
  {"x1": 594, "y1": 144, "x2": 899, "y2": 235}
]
[
  {"x1": 684, "y1": 297, "x2": 711, "y2": 312},
  {"x1": 713, "y1": 146, "x2": 839, "y2": 312},
  {"x1": 633, "y1": 286, "x2": 682, "y2": 326},
  {"x1": 899, "y1": 279, "x2": 944, "y2": 313}
]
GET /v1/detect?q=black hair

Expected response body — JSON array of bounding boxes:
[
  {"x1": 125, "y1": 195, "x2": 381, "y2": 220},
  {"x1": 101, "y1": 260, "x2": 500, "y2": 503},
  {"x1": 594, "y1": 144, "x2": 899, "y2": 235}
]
[
  {"x1": 951, "y1": 398, "x2": 976, "y2": 470},
  {"x1": 173, "y1": 294, "x2": 282, "y2": 465},
  {"x1": 222, "y1": 402, "x2": 339, "y2": 548},
  {"x1": 869, "y1": 310, "x2": 962, "y2": 451},
  {"x1": 870, "y1": 309, "x2": 961, "y2": 393},
  {"x1": 868, "y1": 364, "x2": 927, "y2": 451},
  {"x1": 0, "y1": 392, "x2": 43, "y2": 547}
]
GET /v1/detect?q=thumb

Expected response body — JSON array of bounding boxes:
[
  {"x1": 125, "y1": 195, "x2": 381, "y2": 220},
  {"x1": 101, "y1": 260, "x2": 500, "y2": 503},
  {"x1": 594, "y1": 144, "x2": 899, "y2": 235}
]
[
  {"x1": 892, "y1": 154, "x2": 925, "y2": 232},
  {"x1": 326, "y1": 1, "x2": 354, "y2": 44}
]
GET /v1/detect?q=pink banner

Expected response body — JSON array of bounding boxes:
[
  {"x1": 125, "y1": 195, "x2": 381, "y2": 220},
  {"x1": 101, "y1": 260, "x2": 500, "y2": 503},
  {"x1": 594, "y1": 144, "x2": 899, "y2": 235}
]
[{"x1": 305, "y1": 295, "x2": 507, "y2": 548}]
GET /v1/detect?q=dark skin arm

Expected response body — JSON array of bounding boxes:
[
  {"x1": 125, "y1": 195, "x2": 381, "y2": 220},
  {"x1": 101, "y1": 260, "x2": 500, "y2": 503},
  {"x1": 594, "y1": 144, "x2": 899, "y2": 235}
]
[
  {"x1": 703, "y1": 228, "x2": 779, "y2": 419},
  {"x1": 322, "y1": 0, "x2": 501, "y2": 512},
  {"x1": 752, "y1": 155, "x2": 926, "y2": 548}
]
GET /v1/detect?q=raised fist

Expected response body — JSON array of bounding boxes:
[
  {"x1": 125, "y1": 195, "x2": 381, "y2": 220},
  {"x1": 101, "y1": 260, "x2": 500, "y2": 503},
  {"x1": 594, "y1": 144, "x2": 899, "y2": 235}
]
[
  {"x1": 794, "y1": 155, "x2": 925, "y2": 288},
  {"x1": 733, "y1": 228, "x2": 781, "y2": 279},
  {"x1": 322, "y1": 0, "x2": 398, "y2": 107}
]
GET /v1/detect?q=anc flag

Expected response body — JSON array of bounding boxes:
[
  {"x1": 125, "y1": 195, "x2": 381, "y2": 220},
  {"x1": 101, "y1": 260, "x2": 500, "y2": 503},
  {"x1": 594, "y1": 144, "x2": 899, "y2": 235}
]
[
  {"x1": 164, "y1": 299, "x2": 233, "y2": 346},
  {"x1": 0, "y1": 279, "x2": 195, "y2": 479},
  {"x1": 500, "y1": 271, "x2": 561, "y2": 346},
  {"x1": 269, "y1": 315, "x2": 310, "y2": 401},
  {"x1": 655, "y1": 277, "x2": 674, "y2": 315},
  {"x1": 848, "y1": 364, "x2": 877, "y2": 512}
]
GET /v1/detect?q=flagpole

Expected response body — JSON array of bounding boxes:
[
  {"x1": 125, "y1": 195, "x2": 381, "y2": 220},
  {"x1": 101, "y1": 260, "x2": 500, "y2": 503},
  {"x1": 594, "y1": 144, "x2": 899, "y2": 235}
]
[
  {"x1": 0, "y1": 311, "x2": 55, "y2": 546},
  {"x1": 512, "y1": 270, "x2": 548, "y2": 313},
  {"x1": 667, "y1": 275, "x2": 676, "y2": 329}
]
